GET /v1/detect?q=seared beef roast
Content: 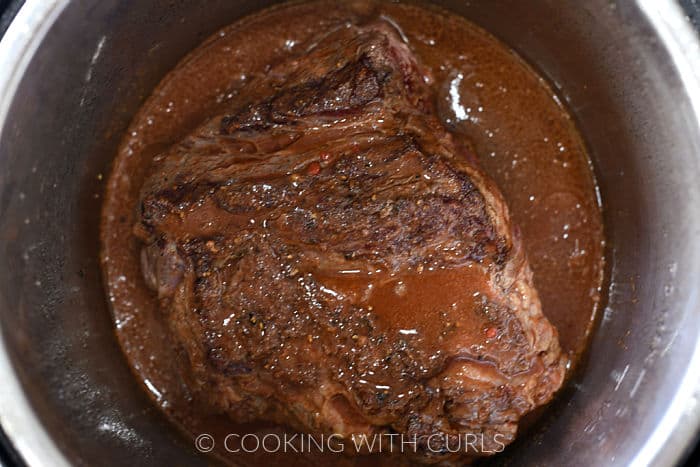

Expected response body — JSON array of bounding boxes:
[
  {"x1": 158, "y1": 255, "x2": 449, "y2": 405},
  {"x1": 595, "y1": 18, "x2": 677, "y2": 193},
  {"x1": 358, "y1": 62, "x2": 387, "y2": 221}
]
[{"x1": 135, "y1": 20, "x2": 566, "y2": 463}]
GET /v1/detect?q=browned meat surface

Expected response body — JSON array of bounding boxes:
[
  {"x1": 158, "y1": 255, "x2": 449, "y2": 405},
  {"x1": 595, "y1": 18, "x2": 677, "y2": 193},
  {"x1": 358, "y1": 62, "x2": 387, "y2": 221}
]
[{"x1": 134, "y1": 20, "x2": 566, "y2": 463}]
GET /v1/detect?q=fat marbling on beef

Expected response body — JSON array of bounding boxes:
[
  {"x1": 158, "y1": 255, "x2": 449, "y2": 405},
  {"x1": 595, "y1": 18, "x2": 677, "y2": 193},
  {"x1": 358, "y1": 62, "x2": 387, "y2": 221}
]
[{"x1": 135, "y1": 19, "x2": 566, "y2": 463}]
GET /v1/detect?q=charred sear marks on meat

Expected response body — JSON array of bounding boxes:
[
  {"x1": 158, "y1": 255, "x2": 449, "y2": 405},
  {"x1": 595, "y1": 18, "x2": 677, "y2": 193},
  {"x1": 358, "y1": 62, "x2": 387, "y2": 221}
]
[{"x1": 135, "y1": 20, "x2": 565, "y2": 463}]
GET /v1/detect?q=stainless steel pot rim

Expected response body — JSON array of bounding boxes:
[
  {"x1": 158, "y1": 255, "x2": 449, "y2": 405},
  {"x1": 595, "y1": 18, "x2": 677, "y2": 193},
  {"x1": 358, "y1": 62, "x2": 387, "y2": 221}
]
[
  {"x1": 631, "y1": 1, "x2": 700, "y2": 465},
  {"x1": 0, "y1": 2, "x2": 71, "y2": 465},
  {"x1": 0, "y1": 1, "x2": 699, "y2": 466},
  {"x1": 0, "y1": 0, "x2": 70, "y2": 467}
]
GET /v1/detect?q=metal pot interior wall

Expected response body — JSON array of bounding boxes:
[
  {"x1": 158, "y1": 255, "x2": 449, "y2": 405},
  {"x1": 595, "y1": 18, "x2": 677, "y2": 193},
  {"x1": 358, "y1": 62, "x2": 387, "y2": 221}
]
[{"x1": 0, "y1": 1, "x2": 699, "y2": 466}]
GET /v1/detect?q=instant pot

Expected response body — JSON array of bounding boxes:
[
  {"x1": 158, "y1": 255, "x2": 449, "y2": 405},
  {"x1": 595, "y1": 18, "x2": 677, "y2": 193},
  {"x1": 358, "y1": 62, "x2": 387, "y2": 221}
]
[{"x1": 1, "y1": 1, "x2": 700, "y2": 466}]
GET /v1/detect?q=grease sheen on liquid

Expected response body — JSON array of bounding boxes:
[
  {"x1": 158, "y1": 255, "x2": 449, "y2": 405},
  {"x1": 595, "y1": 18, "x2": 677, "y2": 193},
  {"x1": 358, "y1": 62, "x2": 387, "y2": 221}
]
[{"x1": 101, "y1": 1, "x2": 606, "y2": 464}]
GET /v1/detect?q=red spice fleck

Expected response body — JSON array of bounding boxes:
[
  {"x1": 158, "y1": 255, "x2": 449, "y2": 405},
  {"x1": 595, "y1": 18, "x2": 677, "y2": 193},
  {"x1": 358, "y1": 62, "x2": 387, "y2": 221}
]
[
  {"x1": 320, "y1": 152, "x2": 331, "y2": 162},
  {"x1": 485, "y1": 327, "x2": 498, "y2": 339},
  {"x1": 307, "y1": 162, "x2": 321, "y2": 176}
]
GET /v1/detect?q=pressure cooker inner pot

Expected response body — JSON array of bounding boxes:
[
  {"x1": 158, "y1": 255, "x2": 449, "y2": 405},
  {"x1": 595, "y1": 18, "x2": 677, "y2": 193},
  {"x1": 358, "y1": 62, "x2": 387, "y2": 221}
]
[{"x1": 1, "y1": 1, "x2": 699, "y2": 466}]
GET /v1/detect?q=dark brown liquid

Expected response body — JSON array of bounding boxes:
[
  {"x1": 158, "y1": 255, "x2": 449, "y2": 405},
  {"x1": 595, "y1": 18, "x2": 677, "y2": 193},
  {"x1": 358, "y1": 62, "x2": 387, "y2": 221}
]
[{"x1": 101, "y1": 1, "x2": 605, "y2": 465}]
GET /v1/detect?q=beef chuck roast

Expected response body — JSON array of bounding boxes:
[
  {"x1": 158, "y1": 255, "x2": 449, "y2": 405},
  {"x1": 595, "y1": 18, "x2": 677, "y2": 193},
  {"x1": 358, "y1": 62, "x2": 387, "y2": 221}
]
[{"x1": 135, "y1": 19, "x2": 566, "y2": 463}]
